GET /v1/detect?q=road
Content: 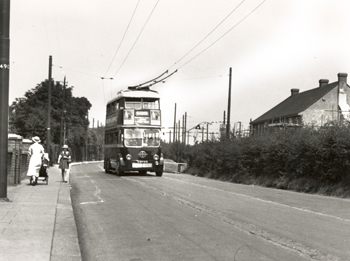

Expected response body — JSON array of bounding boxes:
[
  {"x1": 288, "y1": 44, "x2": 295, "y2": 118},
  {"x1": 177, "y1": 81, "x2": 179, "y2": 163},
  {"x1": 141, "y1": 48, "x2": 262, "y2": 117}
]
[{"x1": 70, "y1": 162, "x2": 350, "y2": 261}]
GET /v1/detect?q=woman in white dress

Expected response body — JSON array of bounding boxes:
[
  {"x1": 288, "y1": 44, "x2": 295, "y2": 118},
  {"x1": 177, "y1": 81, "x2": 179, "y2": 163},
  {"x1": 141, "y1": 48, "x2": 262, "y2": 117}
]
[{"x1": 26, "y1": 136, "x2": 45, "y2": 186}]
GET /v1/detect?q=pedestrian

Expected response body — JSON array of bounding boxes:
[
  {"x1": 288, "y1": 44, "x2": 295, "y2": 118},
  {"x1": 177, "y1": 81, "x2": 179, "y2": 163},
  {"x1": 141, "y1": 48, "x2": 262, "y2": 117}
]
[
  {"x1": 26, "y1": 136, "x2": 45, "y2": 186},
  {"x1": 58, "y1": 145, "x2": 71, "y2": 183}
]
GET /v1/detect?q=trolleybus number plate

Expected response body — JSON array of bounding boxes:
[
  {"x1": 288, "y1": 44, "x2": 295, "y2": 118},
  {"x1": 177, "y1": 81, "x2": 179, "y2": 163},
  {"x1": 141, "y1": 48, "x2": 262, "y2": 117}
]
[{"x1": 133, "y1": 163, "x2": 152, "y2": 168}]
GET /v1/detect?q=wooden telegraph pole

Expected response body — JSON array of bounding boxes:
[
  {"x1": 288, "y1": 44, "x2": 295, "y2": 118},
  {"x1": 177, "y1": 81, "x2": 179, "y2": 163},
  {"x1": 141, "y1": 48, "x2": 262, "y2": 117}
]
[
  {"x1": 173, "y1": 103, "x2": 176, "y2": 143},
  {"x1": 0, "y1": 0, "x2": 10, "y2": 200},
  {"x1": 47, "y1": 56, "x2": 52, "y2": 156},
  {"x1": 226, "y1": 68, "x2": 232, "y2": 140}
]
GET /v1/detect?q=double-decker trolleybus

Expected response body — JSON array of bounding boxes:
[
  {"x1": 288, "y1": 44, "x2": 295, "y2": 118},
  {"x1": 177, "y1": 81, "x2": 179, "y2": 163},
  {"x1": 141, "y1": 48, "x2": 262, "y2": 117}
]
[{"x1": 104, "y1": 86, "x2": 164, "y2": 176}]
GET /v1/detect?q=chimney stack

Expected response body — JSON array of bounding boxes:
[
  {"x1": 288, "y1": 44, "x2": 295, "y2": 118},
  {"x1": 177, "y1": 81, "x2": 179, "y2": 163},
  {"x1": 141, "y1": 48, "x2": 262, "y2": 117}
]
[
  {"x1": 319, "y1": 79, "x2": 329, "y2": 87},
  {"x1": 291, "y1": 88, "x2": 299, "y2": 96},
  {"x1": 338, "y1": 73, "x2": 348, "y2": 90}
]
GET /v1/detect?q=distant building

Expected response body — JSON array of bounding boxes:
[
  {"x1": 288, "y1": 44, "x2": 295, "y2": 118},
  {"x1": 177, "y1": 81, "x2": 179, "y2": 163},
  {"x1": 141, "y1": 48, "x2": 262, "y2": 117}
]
[{"x1": 250, "y1": 73, "x2": 349, "y2": 135}]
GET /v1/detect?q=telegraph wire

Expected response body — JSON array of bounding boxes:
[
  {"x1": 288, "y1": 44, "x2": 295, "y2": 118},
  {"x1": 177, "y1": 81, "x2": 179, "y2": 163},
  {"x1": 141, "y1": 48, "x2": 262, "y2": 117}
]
[
  {"x1": 103, "y1": 0, "x2": 141, "y2": 78},
  {"x1": 113, "y1": 0, "x2": 160, "y2": 78},
  {"x1": 53, "y1": 65, "x2": 101, "y2": 78},
  {"x1": 177, "y1": 0, "x2": 267, "y2": 70},
  {"x1": 168, "y1": 74, "x2": 228, "y2": 82},
  {"x1": 168, "y1": 0, "x2": 245, "y2": 71}
]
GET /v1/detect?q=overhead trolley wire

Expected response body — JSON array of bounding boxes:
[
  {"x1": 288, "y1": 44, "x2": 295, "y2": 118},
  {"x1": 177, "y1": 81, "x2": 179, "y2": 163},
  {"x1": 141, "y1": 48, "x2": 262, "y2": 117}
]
[
  {"x1": 168, "y1": 0, "x2": 245, "y2": 71},
  {"x1": 53, "y1": 65, "x2": 101, "y2": 78},
  {"x1": 113, "y1": 0, "x2": 160, "y2": 78},
  {"x1": 103, "y1": 0, "x2": 141, "y2": 78},
  {"x1": 176, "y1": 0, "x2": 267, "y2": 70}
]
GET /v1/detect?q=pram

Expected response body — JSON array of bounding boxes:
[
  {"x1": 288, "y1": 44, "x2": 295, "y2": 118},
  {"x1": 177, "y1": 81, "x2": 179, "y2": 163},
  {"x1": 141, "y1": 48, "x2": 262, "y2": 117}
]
[{"x1": 30, "y1": 153, "x2": 49, "y2": 185}]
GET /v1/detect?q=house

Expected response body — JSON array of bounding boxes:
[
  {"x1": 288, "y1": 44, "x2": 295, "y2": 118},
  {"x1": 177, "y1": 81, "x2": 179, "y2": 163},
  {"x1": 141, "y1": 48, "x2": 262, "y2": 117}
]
[{"x1": 250, "y1": 73, "x2": 349, "y2": 135}]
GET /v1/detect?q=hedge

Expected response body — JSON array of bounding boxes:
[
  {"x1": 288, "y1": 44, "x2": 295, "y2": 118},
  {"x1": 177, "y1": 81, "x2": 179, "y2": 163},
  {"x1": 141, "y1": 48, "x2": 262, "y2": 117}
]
[{"x1": 162, "y1": 125, "x2": 350, "y2": 197}]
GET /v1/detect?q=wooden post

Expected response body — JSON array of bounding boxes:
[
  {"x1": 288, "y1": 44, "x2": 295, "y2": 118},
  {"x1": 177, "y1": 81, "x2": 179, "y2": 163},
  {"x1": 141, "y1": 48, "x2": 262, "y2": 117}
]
[{"x1": 226, "y1": 68, "x2": 232, "y2": 139}]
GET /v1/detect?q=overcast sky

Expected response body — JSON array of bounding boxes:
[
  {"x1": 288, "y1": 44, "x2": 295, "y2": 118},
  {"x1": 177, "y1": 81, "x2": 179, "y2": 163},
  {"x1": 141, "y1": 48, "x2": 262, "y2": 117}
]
[{"x1": 9, "y1": 0, "x2": 350, "y2": 132}]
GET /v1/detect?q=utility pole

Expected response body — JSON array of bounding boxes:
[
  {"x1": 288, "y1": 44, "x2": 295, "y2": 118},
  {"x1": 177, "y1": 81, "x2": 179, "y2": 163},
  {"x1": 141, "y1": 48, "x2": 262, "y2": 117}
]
[
  {"x1": 182, "y1": 115, "x2": 185, "y2": 143},
  {"x1": 0, "y1": 0, "x2": 10, "y2": 200},
  {"x1": 173, "y1": 103, "x2": 176, "y2": 143},
  {"x1": 226, "y1": 67, "x2": 232, "y2": 140},
  {"x1": 60, "y1": 76, "x2": 66, "y2": 148},
  {"x1": 184, "y1": 112, "x2": 187, "y2": 144},
  {"x1": 207, "y1": 122, "x2": 209, "y2": 141},
  {"x1": 47, "y1": 56, "x2": 52, "y2": 155}
]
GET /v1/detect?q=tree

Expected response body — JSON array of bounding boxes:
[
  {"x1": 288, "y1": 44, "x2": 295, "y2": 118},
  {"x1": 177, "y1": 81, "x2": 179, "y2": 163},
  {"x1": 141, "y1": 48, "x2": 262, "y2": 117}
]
[{"x1": 9, "y1": 79, "x2": 92, "y2": 150}]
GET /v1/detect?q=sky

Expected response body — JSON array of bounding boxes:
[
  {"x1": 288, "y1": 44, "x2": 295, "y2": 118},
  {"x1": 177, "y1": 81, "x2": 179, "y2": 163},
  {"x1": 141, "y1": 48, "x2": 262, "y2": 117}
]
[{"x1": 9, "y1": 0, "x2": 350, "y2": 139}]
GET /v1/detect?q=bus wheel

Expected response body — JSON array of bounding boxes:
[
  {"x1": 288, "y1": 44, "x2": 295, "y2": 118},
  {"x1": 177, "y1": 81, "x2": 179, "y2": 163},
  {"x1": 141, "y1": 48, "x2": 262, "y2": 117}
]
[
  {"x1": 156, "y1": 172, "x2": 163, "y2": 177},
  {"x1": 105, "y1": 161, "x2": 111, "y2": 173},
  {"x1": 116, "y1": 162, "x2": 124, "y2": 176}
]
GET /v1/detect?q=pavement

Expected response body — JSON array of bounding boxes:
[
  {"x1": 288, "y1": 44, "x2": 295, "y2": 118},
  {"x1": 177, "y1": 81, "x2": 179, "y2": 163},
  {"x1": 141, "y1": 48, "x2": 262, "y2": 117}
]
[{"x1": 0, "y1": 164, "x2": 81, "y2": 261}]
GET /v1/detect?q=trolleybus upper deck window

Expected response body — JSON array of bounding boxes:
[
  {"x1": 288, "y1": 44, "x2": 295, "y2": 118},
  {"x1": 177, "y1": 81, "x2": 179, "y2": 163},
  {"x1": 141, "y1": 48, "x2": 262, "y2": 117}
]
[
  {"x1": 142, "y1": 98, "x2": 159, "y2": 109},
  {"x1": 125, "y1": 98, "x2": 142, "y2": 109}
]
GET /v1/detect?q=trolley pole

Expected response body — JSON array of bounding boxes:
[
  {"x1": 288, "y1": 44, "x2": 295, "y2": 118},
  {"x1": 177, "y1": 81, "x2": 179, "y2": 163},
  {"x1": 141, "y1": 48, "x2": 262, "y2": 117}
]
[
  {"x1": 0, "y1": 0, "x2": 10, "y2": 200},
  {"x1": 226, "y1": 67, "x2": 232, "y2": 140}
]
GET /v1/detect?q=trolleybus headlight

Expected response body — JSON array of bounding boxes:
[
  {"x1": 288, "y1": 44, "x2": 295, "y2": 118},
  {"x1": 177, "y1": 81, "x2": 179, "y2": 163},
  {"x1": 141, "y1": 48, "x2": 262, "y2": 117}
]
[
  {"x1": 153, "y1": 154, "x2": 159, "y2": 161},
  {"x1": 126, "y1": 154, "x2": 132, "y2": 160}
]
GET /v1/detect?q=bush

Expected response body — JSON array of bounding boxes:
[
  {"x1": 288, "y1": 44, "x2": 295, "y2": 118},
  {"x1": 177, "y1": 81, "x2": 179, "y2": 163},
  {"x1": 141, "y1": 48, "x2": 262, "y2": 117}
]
[{"x1": 162, "y1": 124, "x2": 350, "y2": 198}]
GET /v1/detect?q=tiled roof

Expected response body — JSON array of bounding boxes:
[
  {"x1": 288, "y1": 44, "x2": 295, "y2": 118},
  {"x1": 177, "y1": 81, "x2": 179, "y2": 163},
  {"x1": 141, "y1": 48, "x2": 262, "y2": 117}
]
[{"x1": 251, "y1": 82, "x2": 338, "y2": 124}]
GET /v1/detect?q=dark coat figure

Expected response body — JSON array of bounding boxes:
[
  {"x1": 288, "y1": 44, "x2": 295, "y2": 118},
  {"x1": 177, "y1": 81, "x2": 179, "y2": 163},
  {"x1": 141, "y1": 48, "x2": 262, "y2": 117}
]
[
  {"x1": 59, "y1": 151, "x2": 70, "y2": 169},
  {"x1": 58, "y1": 145, "x2": 71, "y2": 182}
]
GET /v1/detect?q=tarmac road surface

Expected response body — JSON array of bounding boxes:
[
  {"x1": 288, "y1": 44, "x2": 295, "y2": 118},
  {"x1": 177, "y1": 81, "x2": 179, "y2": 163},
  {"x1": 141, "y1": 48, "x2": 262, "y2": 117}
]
[{"x1": 70, "y1": 162, "x2": 350, "y2": 261}]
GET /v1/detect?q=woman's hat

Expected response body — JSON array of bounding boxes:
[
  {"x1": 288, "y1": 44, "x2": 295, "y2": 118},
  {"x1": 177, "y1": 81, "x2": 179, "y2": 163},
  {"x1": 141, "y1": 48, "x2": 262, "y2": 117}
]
[
  {"x1": 32, "y1": 136, "x2": 40, "y2": 143},
  {"x1": 62, "y1": 145, "x2": 68, "y2": 149}
]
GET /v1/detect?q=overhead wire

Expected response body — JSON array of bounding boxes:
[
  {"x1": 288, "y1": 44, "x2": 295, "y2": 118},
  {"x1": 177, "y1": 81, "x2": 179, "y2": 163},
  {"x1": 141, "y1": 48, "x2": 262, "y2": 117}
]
[
  {"x1": 103, "y1": 0, "x2": 141, "y2": 78},
  {"x1": 53, "y1": 65, "x2": 101, "y2": 78},
  {"x1": 53, "y1": 1, "x2": 265, "y2": 93},
  {"x1": 113, "y1": 0, "x2": 160, "y2": 78},
  {"x1": 168, "y1": 0, "x2": 245, "y2": 71},
  {"x1": 177, "y1": 0, "x2": 267, "y2": 70}
]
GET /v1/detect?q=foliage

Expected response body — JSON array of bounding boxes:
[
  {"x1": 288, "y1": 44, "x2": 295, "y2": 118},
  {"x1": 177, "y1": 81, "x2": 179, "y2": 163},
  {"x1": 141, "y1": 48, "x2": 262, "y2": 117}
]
[
  {"x1": 9, "y1": 79, "x2": 91, "y2": 149},
  {"x1": 88, "y1": 126, "x2": 105, "y2": 160},
  {"x1": 161, "y1": 141, "x2": 189, "y2": 163},
  {"x1": 164, "y1": 125, "x2": 350, "y2": 197}
]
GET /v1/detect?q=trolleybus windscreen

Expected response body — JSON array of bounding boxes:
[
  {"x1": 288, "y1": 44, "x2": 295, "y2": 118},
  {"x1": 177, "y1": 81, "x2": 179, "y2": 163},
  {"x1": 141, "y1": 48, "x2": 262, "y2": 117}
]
[{"x1": 124, "y1": 129, "x2": 160, "y2": 147}]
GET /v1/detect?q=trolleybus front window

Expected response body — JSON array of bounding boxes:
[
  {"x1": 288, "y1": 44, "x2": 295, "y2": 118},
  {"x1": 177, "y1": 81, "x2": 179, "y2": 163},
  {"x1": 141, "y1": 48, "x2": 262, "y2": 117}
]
[
  {"x1": 143, "y1": 129, "x2": 160, "y2": 147},
  {"x1": 124, "y1": 129, "x2": 142, "y2": 147},
  {"x1": 124, "y1": 129, "x2": 160, "y2": 147}
]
